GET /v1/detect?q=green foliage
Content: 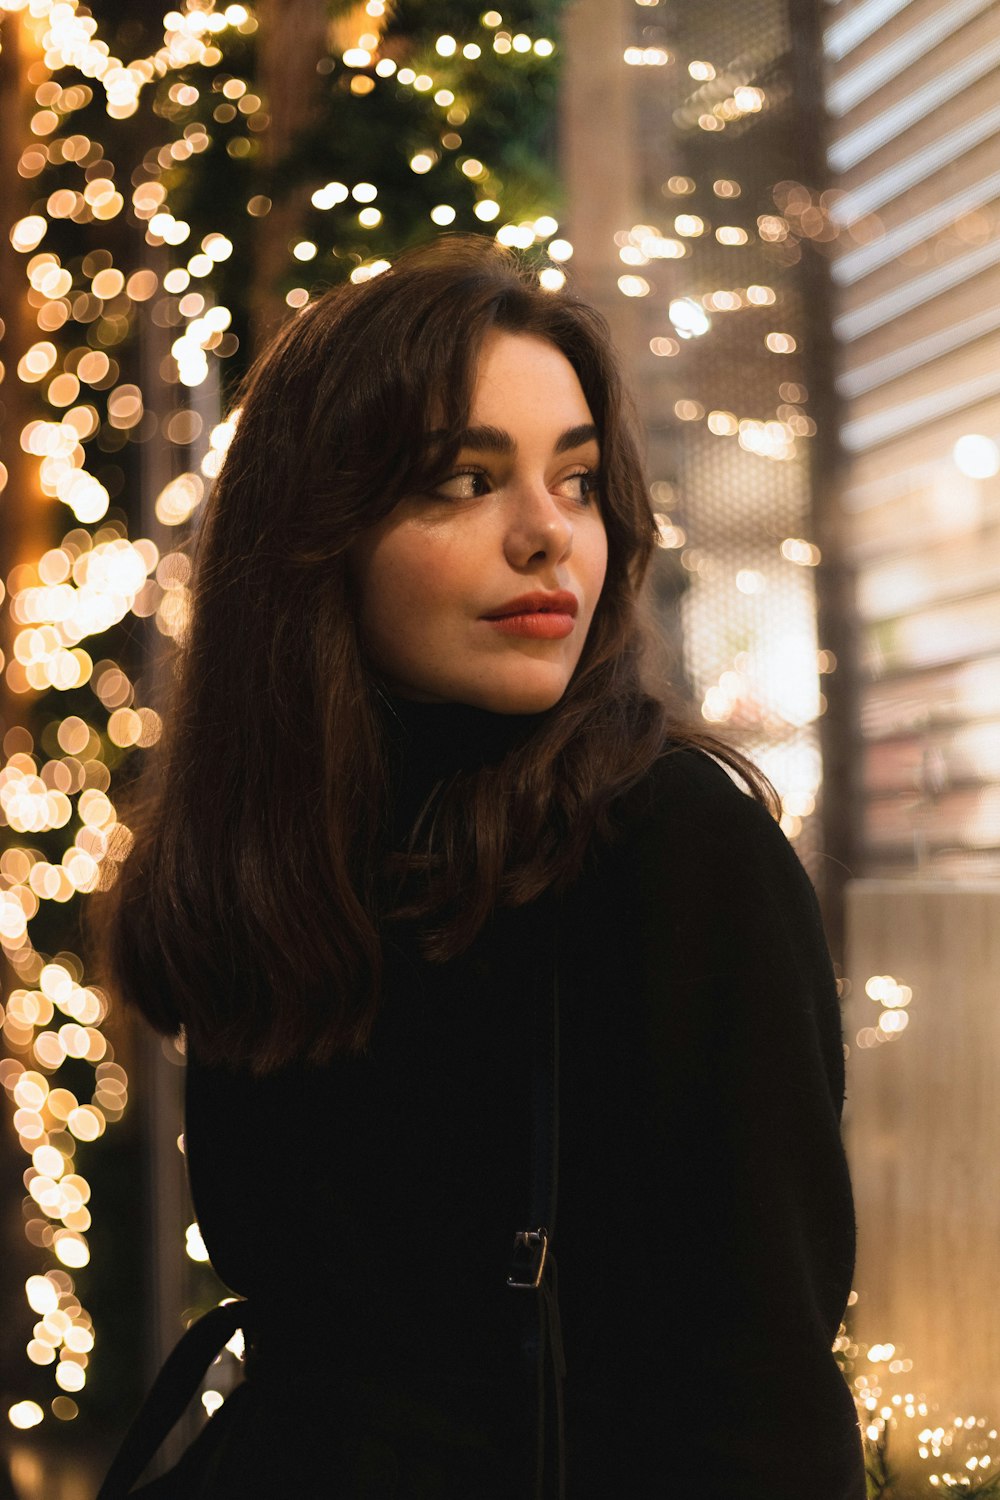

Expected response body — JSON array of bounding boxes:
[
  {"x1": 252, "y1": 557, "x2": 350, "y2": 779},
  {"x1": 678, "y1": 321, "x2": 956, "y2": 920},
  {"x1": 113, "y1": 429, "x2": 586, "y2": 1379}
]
[{"x1": 176, "y1": 3, "x2": 569, "y2": 323}]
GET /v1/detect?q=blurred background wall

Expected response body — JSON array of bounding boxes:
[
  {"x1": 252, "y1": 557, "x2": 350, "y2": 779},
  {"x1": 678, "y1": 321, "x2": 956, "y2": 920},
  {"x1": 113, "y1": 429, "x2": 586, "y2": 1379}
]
[{"x1": 823, "y1": 1, "x2": 1000, "y2": 1489}]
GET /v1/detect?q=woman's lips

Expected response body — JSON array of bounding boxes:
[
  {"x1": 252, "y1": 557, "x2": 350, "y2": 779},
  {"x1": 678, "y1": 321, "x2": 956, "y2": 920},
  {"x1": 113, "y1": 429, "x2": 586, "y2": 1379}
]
[
  {"x1": 483, "y1": 612, "x2": 575, "y2": 639},
  {"x1": 480, "y1": 591, "x2": 578, "y2": 639}
]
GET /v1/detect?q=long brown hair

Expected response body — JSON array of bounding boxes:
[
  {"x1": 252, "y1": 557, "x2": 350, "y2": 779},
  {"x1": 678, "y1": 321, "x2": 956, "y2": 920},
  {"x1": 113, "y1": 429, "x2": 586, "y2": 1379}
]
[{"x1": 87, "y1": 234, "x2": 776, "y2": 1075}]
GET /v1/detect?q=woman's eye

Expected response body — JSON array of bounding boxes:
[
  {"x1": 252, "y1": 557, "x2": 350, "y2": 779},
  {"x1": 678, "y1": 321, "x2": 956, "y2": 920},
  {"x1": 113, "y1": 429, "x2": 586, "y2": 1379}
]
[
  {"x1": 431, "y1": 470, "x2": 490, "y2": 500},
  {"x1": 564, "y1": 469, "x2": 600, "y2": 504},
  {"x1": 427, "y1": 467, "x2": 600, "y2": 503}
]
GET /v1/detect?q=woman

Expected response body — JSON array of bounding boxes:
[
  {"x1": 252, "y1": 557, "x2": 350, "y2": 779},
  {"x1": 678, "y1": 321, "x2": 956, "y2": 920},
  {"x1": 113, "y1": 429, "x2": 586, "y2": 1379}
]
[{"x1": 91, "y1": 234, "x2": 866, "y2": 1497}]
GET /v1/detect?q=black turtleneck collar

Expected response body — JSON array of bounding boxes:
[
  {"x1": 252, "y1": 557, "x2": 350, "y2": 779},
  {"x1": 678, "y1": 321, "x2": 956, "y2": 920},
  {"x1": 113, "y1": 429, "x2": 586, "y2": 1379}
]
[
  {"x1": 373, "y1": 686, "x2": 549, "y2": 843},
  {"x1": 376, "y1": 686, "x2": 546, "y2": 771}
]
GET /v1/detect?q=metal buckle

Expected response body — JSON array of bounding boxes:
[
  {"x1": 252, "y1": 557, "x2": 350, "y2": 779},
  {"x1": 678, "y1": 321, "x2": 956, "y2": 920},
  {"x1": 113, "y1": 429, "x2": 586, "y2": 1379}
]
[{"x1": 507, "y1": 1227, "x2": 548, "y2": 1290}]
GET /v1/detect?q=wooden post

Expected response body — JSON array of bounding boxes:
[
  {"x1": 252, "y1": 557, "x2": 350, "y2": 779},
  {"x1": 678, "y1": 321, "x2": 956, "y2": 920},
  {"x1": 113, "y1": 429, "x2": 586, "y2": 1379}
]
[
  {"x1": 0, "y1": 16, "x2": 58, "y2": 1464},
  {"x1": 250, "y1": 0, "x2": 330, "y2": 351},
  {"x1": 558, "y1": 0, "x2": 643, "y2": 369},
  {"x1": 0, "y1": 13, "x2": 56, "y2": 604}
]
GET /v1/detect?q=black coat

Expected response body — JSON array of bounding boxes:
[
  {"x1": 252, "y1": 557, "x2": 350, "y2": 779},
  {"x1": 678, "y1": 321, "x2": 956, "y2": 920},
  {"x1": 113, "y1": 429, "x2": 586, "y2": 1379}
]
[{"x1": 178, "y1": 705, "x2": 866, "y2": 1498}]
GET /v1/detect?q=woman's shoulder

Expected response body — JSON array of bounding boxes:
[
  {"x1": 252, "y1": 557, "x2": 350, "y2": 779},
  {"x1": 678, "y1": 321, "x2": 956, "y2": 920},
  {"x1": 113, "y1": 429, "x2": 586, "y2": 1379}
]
[
  {"x1": 610, "y1": 739, "x2": 781, "y2": 857},
  {"x1": 592, "y1": 735, "x2": 823, "y2": 925},
  {"x1": 589, "y1": 738, "x2": 836, "y2": 1008}
]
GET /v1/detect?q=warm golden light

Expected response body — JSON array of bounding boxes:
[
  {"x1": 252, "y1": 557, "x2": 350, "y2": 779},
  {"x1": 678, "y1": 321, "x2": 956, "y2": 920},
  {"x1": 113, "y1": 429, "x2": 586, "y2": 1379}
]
[
  {"x1": 0, "y1": 0, "x2": 567, "y2": 1427},
  {"x1": 8, "y1": 1401, "x2": 44, "y2": 1431}
]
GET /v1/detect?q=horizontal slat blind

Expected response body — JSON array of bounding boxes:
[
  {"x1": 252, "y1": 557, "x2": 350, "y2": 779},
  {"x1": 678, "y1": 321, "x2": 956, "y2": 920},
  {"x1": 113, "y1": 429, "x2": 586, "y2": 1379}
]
[{"x1": 823, "y1": 0, "x2": 1000, "y2": 877}]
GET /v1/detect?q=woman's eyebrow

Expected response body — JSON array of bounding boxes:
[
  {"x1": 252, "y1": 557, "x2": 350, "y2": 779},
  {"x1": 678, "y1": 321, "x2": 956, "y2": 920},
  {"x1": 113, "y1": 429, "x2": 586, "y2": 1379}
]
[{"x1": 428, "y1": 422, "x2": 600, "y2": 454}]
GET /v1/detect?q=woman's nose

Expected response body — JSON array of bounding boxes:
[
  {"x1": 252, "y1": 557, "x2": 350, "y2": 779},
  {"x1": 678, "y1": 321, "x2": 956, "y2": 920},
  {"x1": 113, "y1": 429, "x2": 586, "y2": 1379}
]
[{"x1": 502, "y1": 481, "x2": 574, "y2": 569}]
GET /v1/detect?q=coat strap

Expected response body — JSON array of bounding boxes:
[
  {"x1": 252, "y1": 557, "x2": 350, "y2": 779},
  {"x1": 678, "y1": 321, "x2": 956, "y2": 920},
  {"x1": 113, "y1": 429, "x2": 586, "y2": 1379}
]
[
  {"x1": 95, "y1": 1298, "x2": 254, "y2": 1499},
  {"x1": 508, "y1": 925, "x2": 565, "y2": 1499}
]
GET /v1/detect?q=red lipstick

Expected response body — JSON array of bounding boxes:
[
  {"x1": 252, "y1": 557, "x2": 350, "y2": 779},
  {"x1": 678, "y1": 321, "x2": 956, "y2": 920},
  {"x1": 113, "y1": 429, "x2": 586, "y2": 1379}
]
[{"x1": 481, "y1": 591, "x2": 578, "y2": 639}]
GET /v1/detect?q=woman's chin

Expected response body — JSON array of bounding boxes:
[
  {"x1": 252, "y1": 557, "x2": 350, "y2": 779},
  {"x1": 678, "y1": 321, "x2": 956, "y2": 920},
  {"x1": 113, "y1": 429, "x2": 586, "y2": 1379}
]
[{"x1": 458, "y1": 678, "x2": 570, "y2": 715}]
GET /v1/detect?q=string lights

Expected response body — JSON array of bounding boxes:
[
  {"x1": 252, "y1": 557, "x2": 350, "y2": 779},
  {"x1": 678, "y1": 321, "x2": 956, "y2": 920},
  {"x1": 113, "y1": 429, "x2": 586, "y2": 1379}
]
[
  {"x1": 837, "y1": 1297, "x2": 1000, "y2": 1497},
  {"x1": 0, "y1": 0, "x2": 257, "y2": 1436},
  {"x1": 1, "y1": 0, "x2": 566, "y2": 1443}
]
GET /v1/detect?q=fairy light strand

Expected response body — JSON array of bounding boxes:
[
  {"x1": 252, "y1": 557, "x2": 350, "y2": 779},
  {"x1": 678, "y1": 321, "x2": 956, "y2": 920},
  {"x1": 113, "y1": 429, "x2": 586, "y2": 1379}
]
[
  {"x1": 3, "y1": 0, "x2": 567, "y2": 1437},
  {"x1": 1, "y1": 0, "x2": 256, "y2": 1437}
]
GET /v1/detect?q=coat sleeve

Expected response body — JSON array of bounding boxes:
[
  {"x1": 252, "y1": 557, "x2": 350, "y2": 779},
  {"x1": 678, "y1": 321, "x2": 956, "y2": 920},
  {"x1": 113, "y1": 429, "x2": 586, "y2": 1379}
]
[{"x1": 589, "y1": 748, "x2": 867, "y2": 1497}]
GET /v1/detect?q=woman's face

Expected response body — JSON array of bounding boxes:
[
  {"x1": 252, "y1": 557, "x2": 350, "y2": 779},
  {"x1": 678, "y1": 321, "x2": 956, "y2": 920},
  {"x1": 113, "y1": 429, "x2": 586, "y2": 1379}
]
[{"x1": 353, "y1": 330, "x2": 609, "y2": 714}]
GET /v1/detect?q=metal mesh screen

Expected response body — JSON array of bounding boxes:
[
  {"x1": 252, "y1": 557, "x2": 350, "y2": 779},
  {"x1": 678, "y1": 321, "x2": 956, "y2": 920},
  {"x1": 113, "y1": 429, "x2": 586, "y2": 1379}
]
[{"x1": 622, "y1": 0, "x2": 827, "y2": 873}]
